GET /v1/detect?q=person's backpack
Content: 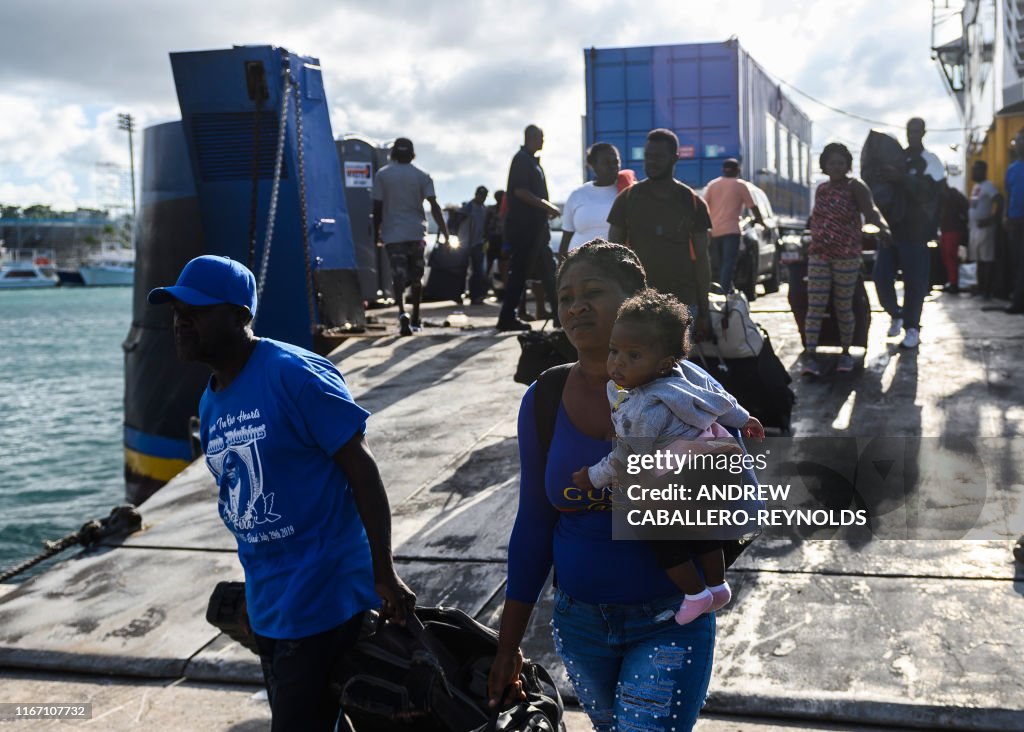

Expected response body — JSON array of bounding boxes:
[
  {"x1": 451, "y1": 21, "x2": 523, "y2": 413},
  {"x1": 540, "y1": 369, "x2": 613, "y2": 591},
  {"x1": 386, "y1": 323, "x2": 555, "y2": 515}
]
[
  {"x1": 532, "y1": 364, "x2": 759, "y2": 568},
  {"x1": 331, "y1": 606, "x2": 563, "y2": 731}
]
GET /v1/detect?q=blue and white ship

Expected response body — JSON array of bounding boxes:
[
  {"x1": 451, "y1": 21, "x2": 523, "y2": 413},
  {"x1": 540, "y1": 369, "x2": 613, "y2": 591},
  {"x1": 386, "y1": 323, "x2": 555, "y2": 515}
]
[
  {"x1": 0, "y1": 248, "x2": 59, "y2": 289},
  {"x1": 78, "y1": 243, "x2": 135, "y2": 287}
]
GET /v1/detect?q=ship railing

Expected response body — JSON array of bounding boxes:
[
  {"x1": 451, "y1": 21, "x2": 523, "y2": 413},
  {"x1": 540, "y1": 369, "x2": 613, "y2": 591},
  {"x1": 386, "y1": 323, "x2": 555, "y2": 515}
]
[{"x1": 0, "y1": 247, "x2": 58, "y2": 266}]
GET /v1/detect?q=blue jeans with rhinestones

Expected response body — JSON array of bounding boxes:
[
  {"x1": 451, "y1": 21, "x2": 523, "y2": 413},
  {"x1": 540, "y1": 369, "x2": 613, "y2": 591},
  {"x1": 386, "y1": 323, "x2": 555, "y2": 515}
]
[{"x1": 550, "y1": 587, "x2": 716, "y2": 732}]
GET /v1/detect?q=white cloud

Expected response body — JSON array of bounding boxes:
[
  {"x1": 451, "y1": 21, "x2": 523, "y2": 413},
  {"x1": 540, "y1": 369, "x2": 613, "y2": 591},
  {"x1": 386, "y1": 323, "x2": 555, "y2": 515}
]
[
  {"x1": 0, "y1": 0, "x2": 963, "y2": 210},
  {"x1": 0, "y1": 171, "x2": 80, "y2": 210}
]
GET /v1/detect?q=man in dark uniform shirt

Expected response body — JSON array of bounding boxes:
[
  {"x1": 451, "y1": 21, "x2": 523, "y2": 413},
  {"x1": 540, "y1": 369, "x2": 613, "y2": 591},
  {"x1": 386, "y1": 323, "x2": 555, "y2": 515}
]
[
  {"x1": 607, "y1": 128, "x2": 713, "y2": 338},
  {"x1": 496, "y1": 125, "x2": 560, "y2": 331}
]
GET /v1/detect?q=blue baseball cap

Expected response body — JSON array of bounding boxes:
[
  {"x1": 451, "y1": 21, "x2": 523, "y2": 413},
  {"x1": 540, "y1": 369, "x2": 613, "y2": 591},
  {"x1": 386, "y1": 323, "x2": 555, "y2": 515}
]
[{"x1": 148, "y1": 255, "x2": 258, "y2": 316}]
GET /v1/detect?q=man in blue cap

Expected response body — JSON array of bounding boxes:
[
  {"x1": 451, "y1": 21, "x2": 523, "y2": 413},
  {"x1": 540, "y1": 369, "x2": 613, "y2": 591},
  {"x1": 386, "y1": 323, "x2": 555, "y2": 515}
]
[{"x1": 149, "y1": 255, "x2": 415, "y2": 731}]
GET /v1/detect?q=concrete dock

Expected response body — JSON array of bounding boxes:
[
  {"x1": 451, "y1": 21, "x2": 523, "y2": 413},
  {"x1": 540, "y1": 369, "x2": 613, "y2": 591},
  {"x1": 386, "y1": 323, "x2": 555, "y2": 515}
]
[{"x1": 1, "y1": 282, "x2": 1022, "y2": 731}]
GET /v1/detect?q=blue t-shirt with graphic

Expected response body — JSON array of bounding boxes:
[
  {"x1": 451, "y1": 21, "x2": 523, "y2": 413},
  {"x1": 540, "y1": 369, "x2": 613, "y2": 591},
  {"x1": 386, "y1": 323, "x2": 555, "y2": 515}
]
[{"x1": 199, "y1": 338, "x2": 378, "y2": 639}]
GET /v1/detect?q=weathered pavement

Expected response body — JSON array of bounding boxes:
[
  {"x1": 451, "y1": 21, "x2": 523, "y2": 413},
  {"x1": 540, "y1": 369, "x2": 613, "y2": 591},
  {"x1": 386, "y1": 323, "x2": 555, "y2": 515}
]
[{"x1": 1, "y1": 284, "x2": 1022, "y2": 731}]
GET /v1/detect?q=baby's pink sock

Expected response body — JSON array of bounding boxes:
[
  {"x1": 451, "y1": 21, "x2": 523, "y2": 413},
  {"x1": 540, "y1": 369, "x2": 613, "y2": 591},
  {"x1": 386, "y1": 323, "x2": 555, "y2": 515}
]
[
  {"x1": 707, "y1": 582, "x2": 732, "y2": 612},
  {"x1": 674, "y1": 589, "x2": 713, "y2": 625}
]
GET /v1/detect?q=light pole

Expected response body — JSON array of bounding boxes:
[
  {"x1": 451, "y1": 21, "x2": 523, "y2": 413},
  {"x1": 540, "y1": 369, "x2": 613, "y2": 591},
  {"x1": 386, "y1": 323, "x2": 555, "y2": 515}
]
[{"x1": 117, "y1": 113, "x2": 137, "y2": 224}]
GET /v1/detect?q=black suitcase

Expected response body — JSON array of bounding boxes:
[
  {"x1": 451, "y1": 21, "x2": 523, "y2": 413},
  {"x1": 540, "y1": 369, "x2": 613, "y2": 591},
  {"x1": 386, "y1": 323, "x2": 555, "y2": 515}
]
[
  {"x1": 423, "y1": 266, "x2": 467, "y2": 303},
  {"x1": 423, "y1": 240, "x2": 468, "y2": 303},
  {"x1": 786, "y1": 262, "x2": 871, "y2": 348},
  {"x1": 691, "y1": 333, "x2": 796, "y2": 433}
]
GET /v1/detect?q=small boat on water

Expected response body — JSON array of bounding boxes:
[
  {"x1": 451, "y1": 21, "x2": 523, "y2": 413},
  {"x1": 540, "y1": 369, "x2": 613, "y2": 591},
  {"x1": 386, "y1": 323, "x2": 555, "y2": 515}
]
[
  {"x1": 0, "y1": 249, "x2": 59, "y2": 289},
  {"x1": 78, "y1": 244, "x2": 134, "y2": 287}
]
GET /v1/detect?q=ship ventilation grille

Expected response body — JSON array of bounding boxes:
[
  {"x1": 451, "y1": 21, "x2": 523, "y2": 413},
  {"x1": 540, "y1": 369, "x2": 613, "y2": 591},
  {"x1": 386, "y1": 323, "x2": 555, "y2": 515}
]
[{"x1": 190, "y1": 112, "x2": 288, "y2": 182}]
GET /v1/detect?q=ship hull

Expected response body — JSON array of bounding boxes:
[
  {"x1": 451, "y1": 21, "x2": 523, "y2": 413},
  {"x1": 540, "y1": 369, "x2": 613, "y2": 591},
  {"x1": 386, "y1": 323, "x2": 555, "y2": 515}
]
[{"x1": 80, "y1": 265, "x2": 134, "y2": 287}]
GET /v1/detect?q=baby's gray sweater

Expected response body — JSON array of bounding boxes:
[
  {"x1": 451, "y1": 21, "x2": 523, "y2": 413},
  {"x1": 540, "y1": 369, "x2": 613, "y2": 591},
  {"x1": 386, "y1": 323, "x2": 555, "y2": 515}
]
[{"x1": 588, "y1": 362, "x2": 749, "y2": 488}]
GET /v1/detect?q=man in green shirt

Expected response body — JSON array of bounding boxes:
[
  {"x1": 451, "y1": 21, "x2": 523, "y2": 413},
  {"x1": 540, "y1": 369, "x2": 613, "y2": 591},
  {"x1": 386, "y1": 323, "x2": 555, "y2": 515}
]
[{"x1": 607, "y1": 128, "x2": 712, "y2": 338}]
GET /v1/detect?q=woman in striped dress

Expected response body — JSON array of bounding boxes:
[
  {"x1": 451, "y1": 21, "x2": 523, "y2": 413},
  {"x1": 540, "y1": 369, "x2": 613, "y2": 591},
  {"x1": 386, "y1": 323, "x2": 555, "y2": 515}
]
[{"x1": 803, "y1": 143, "x2": 890, "y2": 375}]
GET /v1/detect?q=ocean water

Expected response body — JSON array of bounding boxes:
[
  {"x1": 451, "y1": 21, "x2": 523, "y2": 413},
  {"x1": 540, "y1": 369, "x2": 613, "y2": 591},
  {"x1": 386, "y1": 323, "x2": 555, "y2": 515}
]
[{"x1": 0, "y1": 287, "x2": 131, "y2": 580}]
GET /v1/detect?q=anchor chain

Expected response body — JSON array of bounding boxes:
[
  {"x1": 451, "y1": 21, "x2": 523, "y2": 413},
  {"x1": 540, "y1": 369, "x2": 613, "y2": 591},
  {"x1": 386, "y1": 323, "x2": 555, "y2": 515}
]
[
  {"x1": 253, "y1": 57, "x2": 292, "y2": 315},
  {"x1": 291, "y1": 64, "x2": 319, "y2": 337}
]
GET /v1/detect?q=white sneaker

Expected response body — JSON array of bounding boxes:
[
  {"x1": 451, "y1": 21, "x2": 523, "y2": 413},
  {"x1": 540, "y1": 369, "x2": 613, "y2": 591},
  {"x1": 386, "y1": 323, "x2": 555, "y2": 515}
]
[
  {"x1": 886, "y1": 317, "x2": 903, "y2": 338},
  {"x1": 900, "y1": 327, "x2": 920, "y2": 349}
]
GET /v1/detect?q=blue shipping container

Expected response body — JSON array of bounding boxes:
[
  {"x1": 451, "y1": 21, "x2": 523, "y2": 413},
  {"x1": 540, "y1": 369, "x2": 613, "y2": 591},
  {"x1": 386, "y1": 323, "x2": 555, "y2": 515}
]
[{"x1": 584, "y1": 40, "x2": 812, "y2": 217}]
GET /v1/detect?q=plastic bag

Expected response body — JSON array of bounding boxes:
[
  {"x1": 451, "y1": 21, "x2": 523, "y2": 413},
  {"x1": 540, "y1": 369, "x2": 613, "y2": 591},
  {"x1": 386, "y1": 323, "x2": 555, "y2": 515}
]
[{"x1": 959, "y1": 262, "x2": 978, "y2": 289}]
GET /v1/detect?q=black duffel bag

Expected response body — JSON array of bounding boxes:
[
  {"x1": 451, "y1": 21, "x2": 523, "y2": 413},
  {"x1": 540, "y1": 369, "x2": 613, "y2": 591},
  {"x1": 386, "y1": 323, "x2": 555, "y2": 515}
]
[
  {"x1": 333, "y1": 606, "x2": 563, "y2": 731},
  {"x1": 514, "y1": 329, "x2": 576, "y2": 385},
  {"x1": 475, "y1": 663, "x2": 563, "y2": 732},
  {"x1": 205, "y1": 586, "x2": 563, "y2": 731}
]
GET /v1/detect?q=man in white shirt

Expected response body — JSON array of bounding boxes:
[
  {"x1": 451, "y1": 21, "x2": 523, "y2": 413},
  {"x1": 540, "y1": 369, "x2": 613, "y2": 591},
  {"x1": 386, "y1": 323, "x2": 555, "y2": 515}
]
[{"x1": 967, "y1": 159, "x2": 1003, "y2": 298}]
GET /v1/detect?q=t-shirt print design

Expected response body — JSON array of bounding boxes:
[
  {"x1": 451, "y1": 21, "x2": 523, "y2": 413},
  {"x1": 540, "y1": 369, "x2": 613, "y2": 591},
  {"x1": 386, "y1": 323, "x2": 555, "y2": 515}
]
[{"x1": 207, "y1": 412, "x2": 281, "y2": 533}]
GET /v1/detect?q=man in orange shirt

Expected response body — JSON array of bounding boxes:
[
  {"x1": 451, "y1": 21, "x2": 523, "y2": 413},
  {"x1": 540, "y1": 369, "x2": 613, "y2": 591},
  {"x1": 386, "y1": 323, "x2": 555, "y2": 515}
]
[{"x1": 703, "y1": 159, "x2": 763, "y2": 293}]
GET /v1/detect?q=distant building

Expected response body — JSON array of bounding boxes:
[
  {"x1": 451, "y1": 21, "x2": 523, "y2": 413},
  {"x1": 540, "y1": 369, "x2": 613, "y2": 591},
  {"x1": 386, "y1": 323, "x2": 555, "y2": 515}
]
[
  {"x1": 0, "y1": 211, "x2": 129, "y2": 264},
  {"x1": 933, "y1": 0, "x2": 1024, "y2": 187}
]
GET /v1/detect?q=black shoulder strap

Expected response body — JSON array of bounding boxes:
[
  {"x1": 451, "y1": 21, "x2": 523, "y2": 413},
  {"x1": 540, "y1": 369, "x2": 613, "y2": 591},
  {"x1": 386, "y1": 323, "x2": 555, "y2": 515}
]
[
  {"x1": 678, "y1": 183, "x2": 700, "y2": 262},
  {"x1": 532, "y1": 364, "x2": 572, "y2": 592},
  {"x1": 533, "y1": 364, "x2": 572, "y2": 457}
]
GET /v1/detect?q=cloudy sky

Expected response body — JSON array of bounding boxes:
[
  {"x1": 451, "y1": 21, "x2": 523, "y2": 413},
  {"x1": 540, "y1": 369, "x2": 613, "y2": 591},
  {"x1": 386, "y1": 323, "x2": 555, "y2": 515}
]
[{"x1": 0, "y1": 0, "x2": 963, "y2": 212}]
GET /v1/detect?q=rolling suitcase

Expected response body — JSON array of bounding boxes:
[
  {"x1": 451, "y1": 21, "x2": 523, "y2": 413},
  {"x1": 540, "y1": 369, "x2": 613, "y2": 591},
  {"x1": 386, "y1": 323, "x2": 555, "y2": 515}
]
[
  {"x1": 691, "y1": 331, "x2": 795, "y2": 433},
  {"x1": 787, "y1": 262, "x2": 871, "y2": 348},
  {"x1": 423, "y1": 237, "x2": 469, "y2": 303}
]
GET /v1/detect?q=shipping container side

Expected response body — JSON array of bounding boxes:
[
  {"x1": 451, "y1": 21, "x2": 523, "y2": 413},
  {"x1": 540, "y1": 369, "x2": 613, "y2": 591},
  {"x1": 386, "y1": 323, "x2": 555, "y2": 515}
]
[
  {"x1": 584, "y1": 41, "x2": 811, "y2": 217},
  {"x1": 585, "y1": 46, "x2": 656, "y2": 176},
  {"x1": 654, "y1": 43, "x2": 741, "y2": 186},
  {"x1": 585, "y1": 43, "x2": 739, "y2": 185},
  {"x1": 737, "y1": 47, "x2": 812, "y2": 217}
]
